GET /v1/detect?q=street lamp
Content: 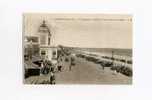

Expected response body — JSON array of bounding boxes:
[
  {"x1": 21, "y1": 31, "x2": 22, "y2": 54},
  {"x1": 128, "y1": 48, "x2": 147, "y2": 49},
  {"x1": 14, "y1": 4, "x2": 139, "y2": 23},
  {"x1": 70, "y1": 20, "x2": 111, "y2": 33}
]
[{"x1": 29, "y1": 40, "x2": 33, "y2": 60}]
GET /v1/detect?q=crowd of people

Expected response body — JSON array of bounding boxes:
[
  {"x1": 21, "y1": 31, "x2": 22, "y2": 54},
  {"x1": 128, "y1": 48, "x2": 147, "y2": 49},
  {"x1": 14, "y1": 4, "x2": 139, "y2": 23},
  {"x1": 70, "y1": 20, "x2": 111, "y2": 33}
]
[{"x1": 38, "y1": 48, "x2": 76, "y2": 84}]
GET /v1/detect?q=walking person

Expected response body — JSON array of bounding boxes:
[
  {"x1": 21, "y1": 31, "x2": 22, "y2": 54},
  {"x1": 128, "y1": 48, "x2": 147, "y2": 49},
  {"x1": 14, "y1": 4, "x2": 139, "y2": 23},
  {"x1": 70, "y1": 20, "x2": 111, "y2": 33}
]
[
  {"x1": 69, "y1": 62, "x2": 72, "y2": 71},
  {"x1": 69, "y1": 56, "x2": 75, "y2": 71},
  {"x1": 102, "y1": 64, "x2": 105, "y2": 70},
  {"x1": 57, "y1": 65, "x2": 62, "y2": 72},
  {"x1": 57, "y1": 57, "x2": 63, "y2": 72},
  {"x1": 50, "y1": 66, "x2": 54, "y2": 72},
  {"x1": 50, "y1": 71, "x2": 55, "y2": 84}
]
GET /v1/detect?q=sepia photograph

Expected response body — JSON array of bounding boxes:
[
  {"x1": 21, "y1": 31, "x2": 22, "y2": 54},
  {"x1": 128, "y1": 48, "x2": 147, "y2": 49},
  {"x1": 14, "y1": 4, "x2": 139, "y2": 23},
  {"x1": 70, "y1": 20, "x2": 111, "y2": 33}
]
[
  {"x1": 23, "y1": 13, "x2": 132, "y2": 84},
  {"x1": 2, "y1": 0, "x2": 152, "y2": 99}
]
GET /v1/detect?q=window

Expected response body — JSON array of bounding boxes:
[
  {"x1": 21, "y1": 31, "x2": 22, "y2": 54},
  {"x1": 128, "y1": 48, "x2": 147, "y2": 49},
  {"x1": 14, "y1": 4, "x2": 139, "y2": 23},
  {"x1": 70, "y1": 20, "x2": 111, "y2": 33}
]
[
  {"x1": 52, "y1": 50, "x2": 57, "y2": 59},
  {"x1": 41, "y1": 50, "x2": 46, "y2": 55},
  {"x1": 53, "y1": 51, "x2": 56, "y2": 55}
]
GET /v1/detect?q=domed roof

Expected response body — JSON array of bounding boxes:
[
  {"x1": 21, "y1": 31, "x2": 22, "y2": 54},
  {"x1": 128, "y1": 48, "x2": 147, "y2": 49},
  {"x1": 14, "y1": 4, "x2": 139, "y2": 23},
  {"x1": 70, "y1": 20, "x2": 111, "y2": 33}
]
[{"x1": 38, "y1": 20, "x2": 51, "y2": 36}]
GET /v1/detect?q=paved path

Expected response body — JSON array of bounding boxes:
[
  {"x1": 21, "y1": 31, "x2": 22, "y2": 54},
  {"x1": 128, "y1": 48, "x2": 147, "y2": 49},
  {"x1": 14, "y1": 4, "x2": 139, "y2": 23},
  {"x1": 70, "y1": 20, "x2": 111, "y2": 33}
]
[{"x1": 25, "y1": 56, "x2": 132, "y2": 84}]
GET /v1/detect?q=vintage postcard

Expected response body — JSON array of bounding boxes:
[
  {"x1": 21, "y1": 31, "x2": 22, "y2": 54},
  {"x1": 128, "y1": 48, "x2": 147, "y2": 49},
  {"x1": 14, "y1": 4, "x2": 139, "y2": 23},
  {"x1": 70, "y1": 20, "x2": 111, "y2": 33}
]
[{"x1": 23, "y1": 13, "x2": 132, "y2": 84}]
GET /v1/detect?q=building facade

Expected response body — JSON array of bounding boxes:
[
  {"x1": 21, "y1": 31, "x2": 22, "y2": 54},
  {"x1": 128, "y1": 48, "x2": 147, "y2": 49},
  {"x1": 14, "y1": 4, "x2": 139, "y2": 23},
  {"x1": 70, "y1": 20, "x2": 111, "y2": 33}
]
[
  {"x1": 24, "y1": 20, "x2": 58, "y2": 63},
  {"x1": 38, "y1": 20, "x2": 58, "y2": 62}
]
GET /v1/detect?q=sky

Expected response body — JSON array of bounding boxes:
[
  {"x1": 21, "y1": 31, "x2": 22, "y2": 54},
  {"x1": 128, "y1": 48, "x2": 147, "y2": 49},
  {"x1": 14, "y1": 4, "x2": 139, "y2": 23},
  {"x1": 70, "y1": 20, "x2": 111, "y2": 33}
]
[{"x1": 23, "y1": 14, "x2": 132, "y2": 49}]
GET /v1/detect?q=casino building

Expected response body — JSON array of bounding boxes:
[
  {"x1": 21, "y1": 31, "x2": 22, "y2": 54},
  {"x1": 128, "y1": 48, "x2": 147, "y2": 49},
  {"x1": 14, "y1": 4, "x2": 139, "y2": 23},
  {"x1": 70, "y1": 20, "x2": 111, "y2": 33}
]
[{"x1": 24, "y1": 20, "x2": 58, "y2": 63}]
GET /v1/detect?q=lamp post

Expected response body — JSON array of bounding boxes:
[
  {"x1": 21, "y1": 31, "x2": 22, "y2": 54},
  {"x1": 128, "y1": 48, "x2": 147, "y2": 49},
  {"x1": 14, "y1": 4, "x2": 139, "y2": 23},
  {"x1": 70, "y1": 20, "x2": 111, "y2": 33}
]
[
  {"x1": 112, "y1": 51, "x2": 114, "y2": 64},
  {"x1": 29, "y1": 40, "x2": 33, "y2": 60}
]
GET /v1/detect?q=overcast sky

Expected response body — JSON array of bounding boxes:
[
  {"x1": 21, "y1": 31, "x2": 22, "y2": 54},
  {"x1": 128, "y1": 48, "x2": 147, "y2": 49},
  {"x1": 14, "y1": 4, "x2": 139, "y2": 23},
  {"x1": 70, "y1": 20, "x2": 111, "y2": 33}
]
[{"x1": 23, "y1": 14, "x2": 132, "y2": 49}]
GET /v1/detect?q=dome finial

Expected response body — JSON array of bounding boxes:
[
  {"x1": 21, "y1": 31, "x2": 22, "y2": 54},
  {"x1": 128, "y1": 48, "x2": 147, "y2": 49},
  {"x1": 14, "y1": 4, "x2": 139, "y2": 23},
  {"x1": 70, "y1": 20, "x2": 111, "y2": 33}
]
[
  {"x1": 38, "y1": 20, "x2": 51, "y2": 34},
  {"x1": 40, "y1": 20, "x2": 47, "y2": 27},
  {"x1": 43, "y1": 20, "x2": 46, "y2": 24}
]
